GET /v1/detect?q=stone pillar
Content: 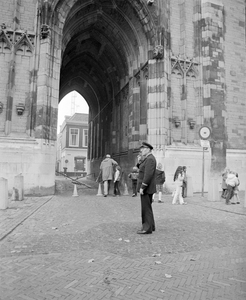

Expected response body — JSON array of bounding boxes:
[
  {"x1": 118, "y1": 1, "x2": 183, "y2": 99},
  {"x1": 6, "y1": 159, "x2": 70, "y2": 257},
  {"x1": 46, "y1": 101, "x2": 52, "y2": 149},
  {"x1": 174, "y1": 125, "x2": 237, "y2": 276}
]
[
  {"x1": 0, "y1": 178, "x2": 9, "y2": 209},
  {"x1": 12, "y1": 174, "x2": 24, "y2": 201},
  {"x1": 201, "y1": 1, "x2": 227, "y2": 186}
]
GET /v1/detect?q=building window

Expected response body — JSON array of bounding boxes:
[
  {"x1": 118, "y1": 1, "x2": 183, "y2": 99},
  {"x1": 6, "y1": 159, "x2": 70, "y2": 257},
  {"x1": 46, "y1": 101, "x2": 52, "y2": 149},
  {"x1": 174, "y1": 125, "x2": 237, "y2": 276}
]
[
  {"x1": 83, "y1": 129, "x2": 88, "y2": 147},
  {"x1": 69, "y1": 128, "x2": 79, "y2": 147},
  {"x1": 74, "y1": 157, "x2": 85, "y2": 171}
]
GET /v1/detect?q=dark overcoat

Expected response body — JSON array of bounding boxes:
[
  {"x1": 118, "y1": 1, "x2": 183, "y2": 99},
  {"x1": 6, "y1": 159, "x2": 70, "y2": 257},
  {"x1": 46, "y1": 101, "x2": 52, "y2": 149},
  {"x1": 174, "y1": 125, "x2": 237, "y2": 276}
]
[{"x1": 137, "y1": 153, "x2": 157, "y2": 194}]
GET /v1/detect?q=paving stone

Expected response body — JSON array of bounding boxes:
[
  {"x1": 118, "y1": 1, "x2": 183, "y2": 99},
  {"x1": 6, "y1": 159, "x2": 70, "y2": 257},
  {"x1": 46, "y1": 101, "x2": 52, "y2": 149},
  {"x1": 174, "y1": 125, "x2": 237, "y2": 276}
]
[{"x1": 0, "y1": 189, "x2": 245, "y2": 299}]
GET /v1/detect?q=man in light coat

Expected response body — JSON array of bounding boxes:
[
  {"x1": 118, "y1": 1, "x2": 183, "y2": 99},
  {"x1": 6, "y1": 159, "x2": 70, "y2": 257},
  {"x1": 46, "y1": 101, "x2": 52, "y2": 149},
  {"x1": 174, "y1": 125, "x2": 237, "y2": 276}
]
[{"x1": 100, "y1": 154, "x2": 118, "y2": 197}]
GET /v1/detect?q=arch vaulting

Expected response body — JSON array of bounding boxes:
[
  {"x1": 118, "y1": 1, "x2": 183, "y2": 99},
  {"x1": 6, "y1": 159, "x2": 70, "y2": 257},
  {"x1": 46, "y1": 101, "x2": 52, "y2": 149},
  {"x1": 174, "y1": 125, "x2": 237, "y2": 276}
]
[{"x1": 51, "y1": 0, "x2": 166, "y2": 177}]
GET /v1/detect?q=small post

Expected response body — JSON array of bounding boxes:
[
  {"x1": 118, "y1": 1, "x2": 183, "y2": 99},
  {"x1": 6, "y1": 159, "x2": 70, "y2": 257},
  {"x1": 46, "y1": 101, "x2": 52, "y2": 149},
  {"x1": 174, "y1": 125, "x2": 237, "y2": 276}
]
[
  {"x1": 244, "y1": 175, "x2": 246, "y2": 208},
  {"x1": 0, "y1": 177, "x2": 9, "y2": 209},
  {"x1": 72, "y1": 183, "x2": 78, "y2": 197},
  {"x1": 202, "y1": 147, "x2": 205, "y2": 197},
  {"x1": 96, "y1": 183, "x2": 103, "y2": 196},
  {"x1": 13, "y1": 174, "x2": 24, "y2": 201}
]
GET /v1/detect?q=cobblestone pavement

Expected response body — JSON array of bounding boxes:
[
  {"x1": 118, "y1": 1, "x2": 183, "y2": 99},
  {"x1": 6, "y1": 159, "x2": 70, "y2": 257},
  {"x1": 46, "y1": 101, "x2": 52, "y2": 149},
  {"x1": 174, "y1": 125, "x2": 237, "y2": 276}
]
[{"x1": 0, "y1": 184, "x2": 246, "y2": 300}]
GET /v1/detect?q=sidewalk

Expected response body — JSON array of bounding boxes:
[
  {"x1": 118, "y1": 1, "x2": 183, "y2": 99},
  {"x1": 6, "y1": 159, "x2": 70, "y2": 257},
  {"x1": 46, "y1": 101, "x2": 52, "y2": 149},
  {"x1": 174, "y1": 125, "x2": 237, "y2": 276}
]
[
  {"x1": 0, "y1": 189, "x2": 245, "y2": 242},
  {"x1": 0, "y1": 196, "x2": 53, "y2": 241},
  {"x1": 0, "y1": 185, "x2": 245, "y2": 300}
]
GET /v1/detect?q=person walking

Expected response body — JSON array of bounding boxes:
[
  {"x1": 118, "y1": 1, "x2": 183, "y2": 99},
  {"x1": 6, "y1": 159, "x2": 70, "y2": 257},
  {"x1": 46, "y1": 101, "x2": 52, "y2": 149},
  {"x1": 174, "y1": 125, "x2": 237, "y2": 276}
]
[
  {"x1": 182, "y1": 166, "x2": 187, "y2": 198},
  {"x1": 153, "y1": 163, "x2": 165, "y2": 203},
  {"x1": 221, "y1": 168, "x2": 229, "y2": 199},
  {"x1": 232, "y1": 173, "x2": 240, "y2": 204},
  {"x1": 172, "y1": 166, "x2": 187, "y2": 205},
  {"x1": 136, "y1": 142, "x2": 156, "y2": 234},
  {"x1": 128, "y1": 166, "x2": 139, "y2": 197},
  {"x1": 225, "y1": 171, "x2": 239, "y2": 205},
  {"x1": 99, "y1": 154, "x2": 118, "y2": 197},
  {"x1": 113, "y1": 165, "x2": 121, "y2": 197}
]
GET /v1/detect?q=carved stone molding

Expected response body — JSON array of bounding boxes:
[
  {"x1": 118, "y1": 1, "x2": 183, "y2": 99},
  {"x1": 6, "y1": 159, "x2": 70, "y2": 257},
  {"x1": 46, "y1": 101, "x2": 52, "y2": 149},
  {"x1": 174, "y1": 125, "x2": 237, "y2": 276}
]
[
  {"x1": 40, "y1": 0, "x2": 52, "y2": 39},
  {"x1": 134, "y1": 71, "x2": 141, "y2": 86},
  {"x1": 0, "y1": 23, "x2": 35, "y2": 54},
  {"x1": 171, "y1": 55, "x2": 198, "y2": 78},
  {"x1": 122, "y1": 83, "x2": 129, "y2": 100},
  {"x1": 153, "y1": 44, "x2": 164, "y2": 60},
  {"x1": 41, "y1": 24, "x2": 50, "y2": 39},
  {"x1": 142, "y1": 63, "x2": 149, "y2": 80}
]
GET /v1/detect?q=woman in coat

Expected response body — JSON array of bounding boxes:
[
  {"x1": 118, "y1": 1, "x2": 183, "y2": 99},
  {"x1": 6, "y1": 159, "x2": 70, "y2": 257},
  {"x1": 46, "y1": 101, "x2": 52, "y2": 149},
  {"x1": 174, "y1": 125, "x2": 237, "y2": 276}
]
[{"x1": 172, "y1": 166, "x2": 187, "y2": 205}]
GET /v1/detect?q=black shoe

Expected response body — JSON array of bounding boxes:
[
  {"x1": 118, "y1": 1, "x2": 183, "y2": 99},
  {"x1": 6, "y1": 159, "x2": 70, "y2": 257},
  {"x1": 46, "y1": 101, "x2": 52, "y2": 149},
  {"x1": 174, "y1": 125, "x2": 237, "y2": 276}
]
[
  {"x1": 158, "y1": 200, "x2": 164, "y2": 203},
  {"x1": 104, "y1": 195, "x2": 107, "y2": 197},
  {"x1": 137, "y1": 230, "x2": 152, "y2": 234}
]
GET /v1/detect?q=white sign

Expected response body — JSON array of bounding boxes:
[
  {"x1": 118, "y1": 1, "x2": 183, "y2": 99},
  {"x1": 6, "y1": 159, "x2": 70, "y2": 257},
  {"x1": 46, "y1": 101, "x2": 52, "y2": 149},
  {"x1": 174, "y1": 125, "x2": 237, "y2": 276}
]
[
  {"x1": 199, "y1": 126, "x2": 211, "y2": 140},
  {"x1": 200, "y1": 139, "x2": 210, "y2": 148}
]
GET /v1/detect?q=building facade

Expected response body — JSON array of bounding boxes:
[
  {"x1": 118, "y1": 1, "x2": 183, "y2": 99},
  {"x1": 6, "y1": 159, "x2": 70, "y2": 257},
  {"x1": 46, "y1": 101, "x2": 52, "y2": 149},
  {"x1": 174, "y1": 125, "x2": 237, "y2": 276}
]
[
  {"x1": 56, "y1": 113, "x2": 88, "y2": 177},
  {"x1": 0, "y1": 0, "x2": 245, "y2": 195}
]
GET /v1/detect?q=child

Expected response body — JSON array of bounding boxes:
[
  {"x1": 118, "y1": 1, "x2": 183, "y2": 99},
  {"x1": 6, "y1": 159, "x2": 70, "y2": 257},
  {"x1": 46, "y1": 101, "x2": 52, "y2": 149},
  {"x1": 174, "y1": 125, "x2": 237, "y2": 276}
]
[
  {"x1": 153, "y1": 163, "x2": 165, "y2": 203},
  {"x1": 113, "y1": 166, "x2": 121, "y2": 196},
  {"x1": 128, "y1": 166, "x2": 139, "y2": 197}
]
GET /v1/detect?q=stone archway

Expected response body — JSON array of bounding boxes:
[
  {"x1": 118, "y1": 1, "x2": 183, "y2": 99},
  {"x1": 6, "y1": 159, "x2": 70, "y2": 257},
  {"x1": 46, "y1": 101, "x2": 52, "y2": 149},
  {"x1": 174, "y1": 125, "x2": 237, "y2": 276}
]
[
  {"x1": 2, "y1": 1, "x2": 244, "y2": 196},
  {"x1": 47, "y1": 0, "x2": 167, "y2": 177}
]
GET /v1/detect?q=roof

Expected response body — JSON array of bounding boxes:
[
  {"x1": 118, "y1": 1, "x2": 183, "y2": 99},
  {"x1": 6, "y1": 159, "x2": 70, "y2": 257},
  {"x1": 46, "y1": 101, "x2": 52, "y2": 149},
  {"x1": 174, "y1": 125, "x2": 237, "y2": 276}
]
[{"x1": 68, "y1": 113, "x2": 88, "y2": 123}]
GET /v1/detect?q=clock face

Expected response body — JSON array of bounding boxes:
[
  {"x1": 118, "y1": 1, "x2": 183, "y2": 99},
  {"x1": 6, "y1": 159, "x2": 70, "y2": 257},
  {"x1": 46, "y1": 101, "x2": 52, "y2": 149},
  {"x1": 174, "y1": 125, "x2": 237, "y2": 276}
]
[{"x1": 199, "y1": 126, "x2": 211, "y2": 140}]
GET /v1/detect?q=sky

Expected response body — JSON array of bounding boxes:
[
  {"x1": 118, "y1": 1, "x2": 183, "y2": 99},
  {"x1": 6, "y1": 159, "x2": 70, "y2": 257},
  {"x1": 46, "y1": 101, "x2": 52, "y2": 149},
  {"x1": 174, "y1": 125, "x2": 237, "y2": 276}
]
[{"x1": 57, "y1": 91, "x2": 89, "y2": 133}]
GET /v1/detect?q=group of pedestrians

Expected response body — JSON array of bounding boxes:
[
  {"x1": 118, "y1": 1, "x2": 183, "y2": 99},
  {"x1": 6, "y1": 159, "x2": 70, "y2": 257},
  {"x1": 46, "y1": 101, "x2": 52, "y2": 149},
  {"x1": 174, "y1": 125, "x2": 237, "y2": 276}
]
[
  {"x1": 98, "y1": 142, "x2": 191, "y2": 235},
  {"x1": 221, "y1": 168, "x2": 240, "y2": 205}
]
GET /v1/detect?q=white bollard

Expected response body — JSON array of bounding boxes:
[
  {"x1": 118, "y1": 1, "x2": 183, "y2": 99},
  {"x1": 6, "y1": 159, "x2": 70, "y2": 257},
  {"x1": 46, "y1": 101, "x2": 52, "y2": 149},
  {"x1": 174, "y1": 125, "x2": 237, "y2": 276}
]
[
  {"x1": 72, "y1": 184, "x2": 78, "y2": 197},
  {"x1": 0, "y1": 177, "x2": 9, "y2": 209},
  {"x1": 13, "y1": 174, "x2": 24, "y2": 201},
  {"x1": 123, "y1": 183, "x2": 129, "y2": 196},
  {"x1": 96, "y1": 183, "x2": 103, "y2": 196}
]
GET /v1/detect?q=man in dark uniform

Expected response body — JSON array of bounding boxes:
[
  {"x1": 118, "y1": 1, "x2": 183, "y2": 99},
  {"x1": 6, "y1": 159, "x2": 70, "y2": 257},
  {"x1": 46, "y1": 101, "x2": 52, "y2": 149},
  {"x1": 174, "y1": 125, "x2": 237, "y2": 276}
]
[{"x1": 136, "y1": 142, "x2": 157, "y2": 234}]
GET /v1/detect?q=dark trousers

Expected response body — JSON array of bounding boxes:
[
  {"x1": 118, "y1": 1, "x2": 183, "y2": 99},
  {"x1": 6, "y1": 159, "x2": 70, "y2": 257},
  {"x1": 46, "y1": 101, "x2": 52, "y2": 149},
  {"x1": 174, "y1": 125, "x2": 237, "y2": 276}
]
[
  {"x1": 182, "y1": 182, "x2": 187, "y2": 198},
  {"x1": 132, "y1": 180, "x2": 137, "y2": 195},
  {"x1": 226, "y1": 185, "x2": 234, "y2": 204},
  {"x1": 140, "y1": 193, "x2": 155, "y2": 233},
  {"x1": 114, "y1": 181, "x2": 121, "y2": 195}
]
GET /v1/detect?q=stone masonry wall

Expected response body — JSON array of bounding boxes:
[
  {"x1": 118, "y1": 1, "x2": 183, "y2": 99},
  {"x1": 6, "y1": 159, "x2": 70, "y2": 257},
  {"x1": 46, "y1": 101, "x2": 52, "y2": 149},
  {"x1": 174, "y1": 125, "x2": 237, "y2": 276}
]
[{"x1": 224, "y1": 0, "x2": 246, "y2": 149}]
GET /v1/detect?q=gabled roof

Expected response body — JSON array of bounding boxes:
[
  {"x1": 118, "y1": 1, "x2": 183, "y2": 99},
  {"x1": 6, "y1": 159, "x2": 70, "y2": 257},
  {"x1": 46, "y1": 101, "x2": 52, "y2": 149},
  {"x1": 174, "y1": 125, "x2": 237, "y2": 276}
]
[{"x1": 67, "y1": 113, "x2": 88, "y2": 124}]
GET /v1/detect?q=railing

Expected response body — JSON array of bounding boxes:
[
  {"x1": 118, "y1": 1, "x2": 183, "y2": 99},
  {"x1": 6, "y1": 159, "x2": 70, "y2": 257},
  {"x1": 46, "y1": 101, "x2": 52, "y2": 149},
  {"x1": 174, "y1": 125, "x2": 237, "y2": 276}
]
[{"x1": 55, "y1": 171, "x2": 92, "y2": 188}]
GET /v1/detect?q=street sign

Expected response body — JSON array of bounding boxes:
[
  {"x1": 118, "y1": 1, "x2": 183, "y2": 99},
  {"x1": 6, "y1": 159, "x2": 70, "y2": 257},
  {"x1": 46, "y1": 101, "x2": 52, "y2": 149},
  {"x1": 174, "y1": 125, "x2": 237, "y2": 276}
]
[
  {"x1": 200, "y1": 139, "x2": 210, "y2": 148},
  {"x1": 199, "y1": 126, "x2": 211, "y2": 140}
]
